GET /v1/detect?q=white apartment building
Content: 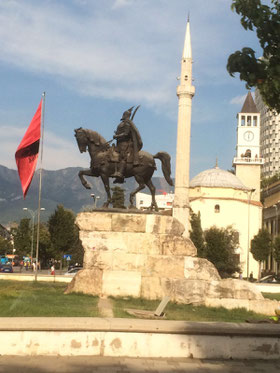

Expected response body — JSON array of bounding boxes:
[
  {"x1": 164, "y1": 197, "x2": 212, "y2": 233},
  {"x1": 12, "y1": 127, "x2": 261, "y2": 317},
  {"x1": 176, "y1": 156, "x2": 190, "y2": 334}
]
[
  {"x1": 255, "y1": 89, "x2": 280, "y2": 178},
  {"x1": 136, "y1": 192, "x2": 174, "y2": 211}
]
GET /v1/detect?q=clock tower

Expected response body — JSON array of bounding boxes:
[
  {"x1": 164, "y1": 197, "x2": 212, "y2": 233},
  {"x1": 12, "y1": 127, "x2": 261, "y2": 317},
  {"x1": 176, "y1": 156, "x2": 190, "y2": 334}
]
[{"x1": 233, "y1": 92, "x2": 264, "y2": 201}]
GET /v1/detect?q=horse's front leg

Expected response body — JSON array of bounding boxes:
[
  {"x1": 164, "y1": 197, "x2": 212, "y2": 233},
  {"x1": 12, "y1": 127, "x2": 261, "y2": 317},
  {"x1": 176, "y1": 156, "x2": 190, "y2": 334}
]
[
  {"x1": 79, "y1": 169, "x2": 94, "y2": 189},
  {"x1": 100, "y1": 174, "x2": 112, "y2": 208}
]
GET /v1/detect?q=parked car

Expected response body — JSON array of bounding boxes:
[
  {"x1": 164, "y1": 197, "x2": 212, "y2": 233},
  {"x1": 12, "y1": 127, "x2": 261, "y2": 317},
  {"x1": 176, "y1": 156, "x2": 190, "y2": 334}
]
[
  {"x1": 259, "y1": 275, "x2": 280, "y2": 284},
  {"x1": 64, "y1": 267, "x2": 83, "y2": 276},
  {"x1": 0, "y1": 264, "x2": 13, "y2": 273},
  {"x1": 67, "y1": 263, "x2": 82, "y2": 271}
]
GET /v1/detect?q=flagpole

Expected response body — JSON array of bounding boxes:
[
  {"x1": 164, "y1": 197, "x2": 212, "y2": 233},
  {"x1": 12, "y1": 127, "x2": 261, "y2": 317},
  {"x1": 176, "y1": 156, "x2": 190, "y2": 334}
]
[{"x1": 35, "y1": 92, "x2": 46, "y2": 282}]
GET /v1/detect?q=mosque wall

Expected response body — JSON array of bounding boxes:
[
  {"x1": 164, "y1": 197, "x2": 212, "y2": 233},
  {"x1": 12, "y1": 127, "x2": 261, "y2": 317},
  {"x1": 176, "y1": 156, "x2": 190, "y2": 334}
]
[{"x1": 190, "y1": 193, "x2": 262, "y2": 278}]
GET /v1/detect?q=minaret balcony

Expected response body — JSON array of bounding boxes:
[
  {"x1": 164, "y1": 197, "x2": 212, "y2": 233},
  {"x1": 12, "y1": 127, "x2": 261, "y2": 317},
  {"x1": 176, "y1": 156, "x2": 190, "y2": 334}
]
[
  {"x1": 233, "y1": 157, "x2": 264, "y2": 165},
  {"x1": 176, "y1": 85, "x2": 195, "y2": 97}
]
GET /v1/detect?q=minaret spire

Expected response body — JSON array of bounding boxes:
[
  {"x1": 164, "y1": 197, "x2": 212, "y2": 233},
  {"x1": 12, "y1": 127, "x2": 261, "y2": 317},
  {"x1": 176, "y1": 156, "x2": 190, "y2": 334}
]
[
  {"x1": 173, "y1": 18, "x2": 195, "y2": 235},
  {"x1": 182, "y1": 17, "x2": 192, "y2": 59}
]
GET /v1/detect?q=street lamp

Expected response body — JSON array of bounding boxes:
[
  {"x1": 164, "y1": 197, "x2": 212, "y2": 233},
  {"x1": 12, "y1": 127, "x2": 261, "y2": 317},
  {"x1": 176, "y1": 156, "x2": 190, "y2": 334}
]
[
  {"x1": 272, "y1": 202, "x2": 280, "y2": 273},
  {"x1": 23, "y1": 208, "x2": 45, "y2": 260},
  {"x1": 246, "y1": 188, "x2": 255, "y2": 280},
  {"x1": 273, "y1": 202, "x2": 280, "y2": 237},
  {"x1": 90, "y1": 194, "x2": 100, "y2": 208}
]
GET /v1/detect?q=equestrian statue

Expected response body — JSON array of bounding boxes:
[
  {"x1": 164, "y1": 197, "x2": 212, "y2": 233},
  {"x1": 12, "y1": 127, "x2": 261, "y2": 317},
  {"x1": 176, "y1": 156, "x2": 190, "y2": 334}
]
[{"x1": 74, "y1": 106, "x2": 173, "y2": 210}]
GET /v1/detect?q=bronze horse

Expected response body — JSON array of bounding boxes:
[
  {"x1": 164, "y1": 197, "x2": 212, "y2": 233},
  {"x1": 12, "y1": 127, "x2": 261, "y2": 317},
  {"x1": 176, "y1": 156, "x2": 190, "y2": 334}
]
[{"x1": 74, "y1": 127, "x2": 173, "y2": 210}]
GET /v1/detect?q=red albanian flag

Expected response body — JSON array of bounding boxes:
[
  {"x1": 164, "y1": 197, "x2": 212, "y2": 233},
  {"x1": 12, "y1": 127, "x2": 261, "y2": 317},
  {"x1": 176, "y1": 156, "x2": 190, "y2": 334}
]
[{"x1": 15, "y1": 99, "x2": 42, "y2": 198}]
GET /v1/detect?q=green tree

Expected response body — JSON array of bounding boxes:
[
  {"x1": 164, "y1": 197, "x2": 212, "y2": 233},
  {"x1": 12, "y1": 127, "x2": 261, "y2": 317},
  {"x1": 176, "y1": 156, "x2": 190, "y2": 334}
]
[
  {"x1": 251, "y1": 229, "x2": 271, "y2": 279},
  {"x1": 111, "y1": 186, "x2": 126, "y2": 209},
  {"x1": 48, "y1": 205, "x2": 83, "y2": 267},
  {"x1": 12, "y1": 218, "x2": 31, "y2": 257},
  {"x1": 68, "y1": 225, "x2": 84, "y2": 266},
  {"x1": 33, "y1": 223, "x2": 53, "y2": 268},
  {"x1": 261, "y1": 172, "x2": 280, "y2": 189},
  {"x1": 189, "y1": 211, "x2": 205, "y2": 257},
  {"x1": 204, "y1": 226, "x2": 240, "y2": 278},
  {"x1": 227, "y1": 0, "x2": 280, "y2": 112},
  {"x1": 272, "y1": 235, "x2": 280, "y2": 273},
  {"x1": 0, "y1": 236, "x2": 13, "y2": 256}
]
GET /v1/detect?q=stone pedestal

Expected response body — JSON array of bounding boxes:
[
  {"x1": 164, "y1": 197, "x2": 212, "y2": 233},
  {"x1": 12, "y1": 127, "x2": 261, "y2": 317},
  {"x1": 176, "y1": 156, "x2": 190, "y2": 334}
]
[{"x1": 66, "y1": 211, "x2": 279, "y2": 316}]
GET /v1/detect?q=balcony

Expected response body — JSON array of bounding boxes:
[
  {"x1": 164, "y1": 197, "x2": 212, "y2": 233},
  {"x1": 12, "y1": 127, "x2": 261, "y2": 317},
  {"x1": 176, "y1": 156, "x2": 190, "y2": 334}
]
[{"x1": 233, "y1": 157, "x2": 264, "y2": 165}]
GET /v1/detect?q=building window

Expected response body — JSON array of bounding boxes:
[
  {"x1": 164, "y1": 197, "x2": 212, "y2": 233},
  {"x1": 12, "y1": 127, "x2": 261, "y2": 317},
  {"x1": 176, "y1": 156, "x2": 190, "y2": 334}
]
[
  {"x1": 247, "y1": 116, "x2": 251, "y2": 126},
  {"x1": 241, "y1": 116, "x2": 245, "y2": 126},
  {"x1": 140, "y1": 200, "x2": 143, "y2": 205},
  {"x1": 214, "y1": 204, "x2": 220, "y2": 213},
  {"x1": 253, "y1": 116, "x2": 257, "y2": 126}
]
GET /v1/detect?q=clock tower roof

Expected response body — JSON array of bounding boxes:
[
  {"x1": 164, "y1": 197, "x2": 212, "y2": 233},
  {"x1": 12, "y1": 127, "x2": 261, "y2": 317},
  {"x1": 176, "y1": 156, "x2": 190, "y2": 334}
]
[{"x1": 240, "y1": 92, "x2": 259, "y2": 113}]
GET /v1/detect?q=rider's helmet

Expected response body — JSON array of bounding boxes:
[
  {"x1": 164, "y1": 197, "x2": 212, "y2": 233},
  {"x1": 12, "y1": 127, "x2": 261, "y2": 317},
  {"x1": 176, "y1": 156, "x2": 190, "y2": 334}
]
[{"x1": 121, "y1": 106, "x2": 134, "y2": 121}]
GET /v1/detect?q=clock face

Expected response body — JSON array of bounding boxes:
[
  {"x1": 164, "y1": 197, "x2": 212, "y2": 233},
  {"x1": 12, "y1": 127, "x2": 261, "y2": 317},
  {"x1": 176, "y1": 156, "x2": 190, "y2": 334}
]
[{"x1": 244, "y1": 130, "x2": 254, "y2": 142}]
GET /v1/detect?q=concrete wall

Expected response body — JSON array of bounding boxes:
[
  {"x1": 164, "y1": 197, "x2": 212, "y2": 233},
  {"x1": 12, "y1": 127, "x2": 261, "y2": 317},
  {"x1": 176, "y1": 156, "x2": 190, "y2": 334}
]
[
  {"x1": 256, "y1": 283, "x2": 280, "y2": 294},
  {"x1": 0, "y1": 318, "x2": 279, "y2": 360},
  {"x1": 0, "y1": 273, "x2": 72, "y2": 283}
]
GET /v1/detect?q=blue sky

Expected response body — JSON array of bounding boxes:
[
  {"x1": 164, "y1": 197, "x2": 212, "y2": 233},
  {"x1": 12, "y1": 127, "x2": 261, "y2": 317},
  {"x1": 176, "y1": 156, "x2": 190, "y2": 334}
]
[{"x1": 0, "y1": 0, "x2": 262, "y2": 179}]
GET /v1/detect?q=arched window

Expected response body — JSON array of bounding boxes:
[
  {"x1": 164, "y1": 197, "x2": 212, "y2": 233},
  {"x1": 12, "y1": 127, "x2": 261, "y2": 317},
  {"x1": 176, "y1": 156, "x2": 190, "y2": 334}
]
[
  {"x1": 214, "y1": 204, "x2": 220, "y2": 213},
  {"x1": 245, "y1": 149, "x2": 251, "y2": 158}
]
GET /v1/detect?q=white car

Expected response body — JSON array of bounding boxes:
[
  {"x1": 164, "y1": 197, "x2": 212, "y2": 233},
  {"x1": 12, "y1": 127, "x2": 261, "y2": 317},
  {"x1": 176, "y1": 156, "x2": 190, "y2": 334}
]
[{"x1": 64, "y1": 267, "x2": 83, "y2": 276}]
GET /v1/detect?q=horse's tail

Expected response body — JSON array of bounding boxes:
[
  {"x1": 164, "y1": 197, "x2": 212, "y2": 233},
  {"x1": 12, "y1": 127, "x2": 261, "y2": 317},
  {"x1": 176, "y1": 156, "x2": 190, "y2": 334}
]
[{"x1": 153, "y1": 152, "x2": 174, "y2": 186}]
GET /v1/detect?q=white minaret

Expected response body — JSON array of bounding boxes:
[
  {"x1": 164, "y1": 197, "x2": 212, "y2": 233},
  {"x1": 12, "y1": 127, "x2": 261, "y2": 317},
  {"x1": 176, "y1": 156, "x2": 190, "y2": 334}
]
[{"x1": 173, "y1": 19, "x2": 195, "y2": 234}]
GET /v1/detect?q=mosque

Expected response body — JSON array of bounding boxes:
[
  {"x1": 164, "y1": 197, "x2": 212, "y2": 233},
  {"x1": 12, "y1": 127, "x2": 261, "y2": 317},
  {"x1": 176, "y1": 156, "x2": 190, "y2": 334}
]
[{"x1": 136, "y1": 20, "x2": 263, "y2": 278}]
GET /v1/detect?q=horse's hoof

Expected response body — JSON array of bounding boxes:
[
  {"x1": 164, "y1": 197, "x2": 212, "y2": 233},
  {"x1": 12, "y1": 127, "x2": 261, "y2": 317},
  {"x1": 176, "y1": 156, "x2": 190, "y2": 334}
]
[
  {"x1": 83, "y1": 183, "x2": 91, "y2": 189},
  {"x1": 129, "y1": 205, "x2": 137, "y2": 210}
]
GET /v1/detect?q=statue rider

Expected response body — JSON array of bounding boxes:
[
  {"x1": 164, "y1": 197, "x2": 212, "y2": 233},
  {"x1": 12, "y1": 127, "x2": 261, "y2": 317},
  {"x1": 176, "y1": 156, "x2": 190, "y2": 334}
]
[{"x1": 112, "y1": 106, "x2": 143, "y2": 183}]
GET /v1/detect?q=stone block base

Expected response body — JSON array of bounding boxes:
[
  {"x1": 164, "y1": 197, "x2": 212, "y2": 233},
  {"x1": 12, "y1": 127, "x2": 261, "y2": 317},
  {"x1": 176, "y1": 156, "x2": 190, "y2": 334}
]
[{"x1": 67, "y1": 211, "x2": 280, "y2": 316}]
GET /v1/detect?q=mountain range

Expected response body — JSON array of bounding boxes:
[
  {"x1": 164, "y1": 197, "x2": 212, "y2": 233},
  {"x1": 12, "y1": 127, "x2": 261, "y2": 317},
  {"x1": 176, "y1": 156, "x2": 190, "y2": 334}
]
[{"x1": 0, "y1": 165, "x2": 174, "y2": 225}]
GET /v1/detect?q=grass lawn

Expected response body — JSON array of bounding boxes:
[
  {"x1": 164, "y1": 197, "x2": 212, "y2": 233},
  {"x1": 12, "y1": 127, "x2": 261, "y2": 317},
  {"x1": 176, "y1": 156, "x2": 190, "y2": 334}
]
[
  {"x1": 0, "y1": 280, "x2": 99, "y2": 317},
  {"x1": 0, "y1": 280, "x2": 278, "y2": 321},
  {"x1": 262, "y1": 292, "x2": 280, "y2": 301},
  {"x1": 112, "y1": 296, "x2": 270, "y2": 322}
]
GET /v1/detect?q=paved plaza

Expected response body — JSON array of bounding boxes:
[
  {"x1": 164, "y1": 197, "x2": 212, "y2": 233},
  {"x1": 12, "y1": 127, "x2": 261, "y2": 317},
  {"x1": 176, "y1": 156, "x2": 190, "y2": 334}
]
[{"x1": 0, "y1": 356, "x2": 279, "y2": 373}]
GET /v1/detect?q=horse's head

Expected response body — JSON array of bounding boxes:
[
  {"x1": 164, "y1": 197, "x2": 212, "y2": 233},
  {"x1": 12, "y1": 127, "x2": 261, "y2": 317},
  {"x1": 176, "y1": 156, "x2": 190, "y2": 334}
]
[
  {"x1": 74, "y1": 128, "x2": 109, "y2": 154},
  {"x1": 74, "y1": 127, "x2": 88, "y2": 153}
]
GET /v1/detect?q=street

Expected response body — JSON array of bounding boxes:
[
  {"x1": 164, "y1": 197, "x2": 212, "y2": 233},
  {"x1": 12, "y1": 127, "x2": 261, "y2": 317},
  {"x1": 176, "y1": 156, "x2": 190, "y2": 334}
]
[
  {"x1": 0, "y1": 356, "x2": 279, "y2": 373},
  {"x1": 11, "y1": 266, "x2": 66, "y2": 275}
]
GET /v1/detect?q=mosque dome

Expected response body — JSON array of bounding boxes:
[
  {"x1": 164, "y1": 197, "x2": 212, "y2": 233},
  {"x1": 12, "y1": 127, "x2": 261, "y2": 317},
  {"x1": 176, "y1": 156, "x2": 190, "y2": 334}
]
[{"x1": 190, "y1": 166, "x2": 249, "y2": 190}]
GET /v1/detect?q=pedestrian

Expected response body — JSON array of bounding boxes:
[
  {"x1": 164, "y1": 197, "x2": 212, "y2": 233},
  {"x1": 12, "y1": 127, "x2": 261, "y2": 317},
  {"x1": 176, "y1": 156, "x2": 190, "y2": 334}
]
[
  {"x1": 239, "y1": 272, "x2": 243, "y2": 280},
  {"x1": 51, "y1": 264, "x2": 55, "y2": 276},
  {"x1": 32, "y1": 262, "x2": 36, "y2": 272},
  {"x1": 249, "y1": 272, "x2": 254, "y2": 282}
]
